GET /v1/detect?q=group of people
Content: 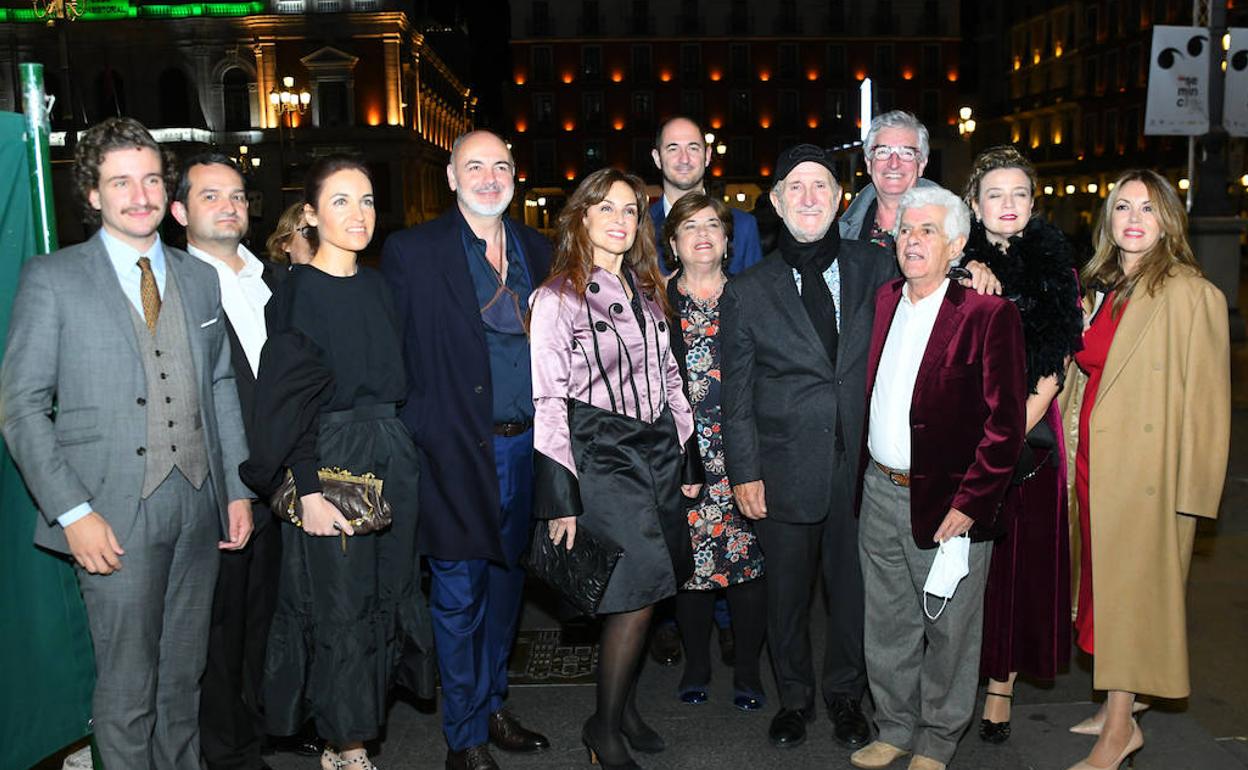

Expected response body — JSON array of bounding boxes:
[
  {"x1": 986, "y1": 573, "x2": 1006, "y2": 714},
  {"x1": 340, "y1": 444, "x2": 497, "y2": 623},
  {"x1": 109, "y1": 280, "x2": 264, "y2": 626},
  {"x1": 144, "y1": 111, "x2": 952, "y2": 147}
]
[{"x1": 0, "y1": 105, "x2": 1229, "y2": 770}]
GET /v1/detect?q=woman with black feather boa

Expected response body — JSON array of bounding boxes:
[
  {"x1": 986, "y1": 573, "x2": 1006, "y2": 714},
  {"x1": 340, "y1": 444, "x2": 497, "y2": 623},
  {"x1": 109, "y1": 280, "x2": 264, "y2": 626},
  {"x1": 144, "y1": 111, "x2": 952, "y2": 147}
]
[{"x1": 959, "y1": 147, "x2": 1084, "y2": 744}]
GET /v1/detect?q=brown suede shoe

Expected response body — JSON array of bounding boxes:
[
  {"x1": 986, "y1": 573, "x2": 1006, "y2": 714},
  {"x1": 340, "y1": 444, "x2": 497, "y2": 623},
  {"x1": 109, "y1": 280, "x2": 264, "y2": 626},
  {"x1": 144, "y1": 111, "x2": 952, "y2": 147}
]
[
  {"x1": 907, "y1": 755, "x2": 946, "y2": 770},
  {"x1": 850, "y1": 740, "x2": 909, "y2": 769}
]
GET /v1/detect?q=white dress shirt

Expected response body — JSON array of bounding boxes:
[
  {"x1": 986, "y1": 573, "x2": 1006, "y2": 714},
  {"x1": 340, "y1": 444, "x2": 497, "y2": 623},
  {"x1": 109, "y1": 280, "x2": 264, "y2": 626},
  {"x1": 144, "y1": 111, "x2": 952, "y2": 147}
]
[
  {"x1": 188, "y1": 243, "x2": 271, "y2": 377},
  {"x1": 868, "y1": 278, "x2": 950, "y2": 470}
]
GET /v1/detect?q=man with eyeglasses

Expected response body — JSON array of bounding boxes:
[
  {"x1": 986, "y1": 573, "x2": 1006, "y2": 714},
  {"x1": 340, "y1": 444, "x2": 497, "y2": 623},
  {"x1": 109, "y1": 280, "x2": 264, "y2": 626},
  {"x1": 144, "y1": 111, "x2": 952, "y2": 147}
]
[
  {"x1": 839, "y1": 111, "x2": 939, "y2": 253},
  {"x1": 381, "y1": 129, "x2": 552, "y2": 770}
]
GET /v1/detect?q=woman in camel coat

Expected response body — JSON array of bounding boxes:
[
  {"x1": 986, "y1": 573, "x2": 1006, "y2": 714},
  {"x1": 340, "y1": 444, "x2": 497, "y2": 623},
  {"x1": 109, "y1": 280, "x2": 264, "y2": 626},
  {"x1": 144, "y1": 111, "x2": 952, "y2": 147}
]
[{"x1": 1059, "y1": 169, "x2": 1229, "y2": 770}]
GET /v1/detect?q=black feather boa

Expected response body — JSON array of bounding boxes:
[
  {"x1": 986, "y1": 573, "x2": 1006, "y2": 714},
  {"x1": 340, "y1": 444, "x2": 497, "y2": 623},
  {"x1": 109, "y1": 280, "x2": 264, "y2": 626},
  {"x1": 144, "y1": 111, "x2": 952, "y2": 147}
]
[{"x1": 960, "y1": 217, "x2": 1084, "y2": 394}]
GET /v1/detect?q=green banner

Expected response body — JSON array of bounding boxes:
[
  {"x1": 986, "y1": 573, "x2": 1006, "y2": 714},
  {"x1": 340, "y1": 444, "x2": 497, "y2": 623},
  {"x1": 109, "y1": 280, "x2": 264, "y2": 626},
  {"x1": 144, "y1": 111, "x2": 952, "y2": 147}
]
[{"x1": 0, "y1": 110, "x2": 95, "y2": 770}]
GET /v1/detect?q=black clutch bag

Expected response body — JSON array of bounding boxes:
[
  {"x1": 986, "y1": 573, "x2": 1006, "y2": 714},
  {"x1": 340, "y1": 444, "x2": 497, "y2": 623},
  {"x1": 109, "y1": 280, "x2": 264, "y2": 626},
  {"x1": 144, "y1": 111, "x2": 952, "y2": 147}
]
[
  {"x1": 1012, "y1": 420, "x2": 1059, "y2": 485},
  {"x1": 524, "y1": 520, "x2": 623, "y2": 616}
]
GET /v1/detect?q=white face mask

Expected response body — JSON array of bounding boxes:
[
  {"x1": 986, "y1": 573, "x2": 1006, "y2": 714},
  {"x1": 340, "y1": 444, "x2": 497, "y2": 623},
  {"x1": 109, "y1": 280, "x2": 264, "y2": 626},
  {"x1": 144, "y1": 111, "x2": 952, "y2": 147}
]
[{"x1": 923, "y1": 534, "x2": 971, "y2": 621}]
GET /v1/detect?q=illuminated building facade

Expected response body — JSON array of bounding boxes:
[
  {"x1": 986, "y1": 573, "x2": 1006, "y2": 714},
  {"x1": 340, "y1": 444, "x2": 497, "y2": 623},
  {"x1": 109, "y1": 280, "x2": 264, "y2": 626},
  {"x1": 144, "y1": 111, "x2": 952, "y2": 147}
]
[
  {"x1": 505, "y1": 0, "x2": 965, "y2": 225},
  {"x1": 0, "y1": 0, "x2": 475, "y2": 245}
]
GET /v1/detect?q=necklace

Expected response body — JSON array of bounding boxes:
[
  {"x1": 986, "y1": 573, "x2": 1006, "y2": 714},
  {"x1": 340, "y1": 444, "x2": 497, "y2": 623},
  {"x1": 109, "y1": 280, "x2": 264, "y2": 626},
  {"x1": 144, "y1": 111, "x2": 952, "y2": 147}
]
[{"x1": 678, "y1": 273, "x2": 724, "y2": 302}]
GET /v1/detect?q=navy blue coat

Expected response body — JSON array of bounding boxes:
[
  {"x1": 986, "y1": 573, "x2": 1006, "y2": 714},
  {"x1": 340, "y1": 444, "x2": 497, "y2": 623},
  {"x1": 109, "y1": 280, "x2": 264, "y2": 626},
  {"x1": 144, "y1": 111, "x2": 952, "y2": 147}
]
[{"x1": 380, "y1": 208, "x2": 553, "y2": 564}]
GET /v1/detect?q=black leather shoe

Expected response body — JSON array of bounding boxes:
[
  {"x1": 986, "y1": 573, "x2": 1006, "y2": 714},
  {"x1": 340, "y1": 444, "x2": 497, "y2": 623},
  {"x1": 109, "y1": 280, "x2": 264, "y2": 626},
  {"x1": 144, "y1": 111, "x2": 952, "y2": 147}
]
[
  {"x1": 768, "y1": 707, "x2": 814, "y2": 748},
  {"x1": 488, "y1": 709, "x2": 550, "y2": 753},
  {"x1": 979, "y1": 717, "x2": 1011, "y2": 743},
  {"x1": 648, "y1": 623, "x2": 682, "y2": 666},
  {"x1": 268, "y1": 733, "x2": 325, "y2": 757},
  {"x1": 717, "y1": 624, "x2": 736, "y2": 666},
  {"x1": 445, "y1": 744, "x2": 500, "y2": 770},
  {"x1": 827, "y1": 695, "x2": 871, "y2": 749}
]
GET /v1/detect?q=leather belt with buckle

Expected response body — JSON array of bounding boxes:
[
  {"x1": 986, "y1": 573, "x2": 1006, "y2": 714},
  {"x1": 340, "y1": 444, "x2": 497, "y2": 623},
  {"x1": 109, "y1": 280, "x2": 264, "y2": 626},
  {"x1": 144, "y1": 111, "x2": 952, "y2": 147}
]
[
  {"x1": 493, "y1": 421, "x2": 532, "y2": 437},
  {"x1": 873, "y1": 460, "x2": 911, "y2": 488}
]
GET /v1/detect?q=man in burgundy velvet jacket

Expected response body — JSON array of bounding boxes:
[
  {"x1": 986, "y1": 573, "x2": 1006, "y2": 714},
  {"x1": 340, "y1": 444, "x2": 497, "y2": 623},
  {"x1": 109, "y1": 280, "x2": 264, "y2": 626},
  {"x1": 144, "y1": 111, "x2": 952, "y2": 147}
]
[{"x1": 850, "y1": 186, "x2": 1025, "y2": 770}]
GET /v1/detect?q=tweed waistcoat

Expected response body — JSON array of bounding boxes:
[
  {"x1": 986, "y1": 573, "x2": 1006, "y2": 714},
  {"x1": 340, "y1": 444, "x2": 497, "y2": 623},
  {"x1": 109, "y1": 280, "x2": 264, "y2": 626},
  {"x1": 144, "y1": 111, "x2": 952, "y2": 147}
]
[{"x1": 126, "y1": 270, "x2": 209, "y2": 498}]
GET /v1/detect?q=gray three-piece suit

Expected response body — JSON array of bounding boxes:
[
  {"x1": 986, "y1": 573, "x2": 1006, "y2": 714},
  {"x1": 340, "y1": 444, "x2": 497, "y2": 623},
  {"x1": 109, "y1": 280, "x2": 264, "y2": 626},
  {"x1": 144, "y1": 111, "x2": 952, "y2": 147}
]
[{"x1": 0, "y1": 232, "x2": 250, "y2": 769}]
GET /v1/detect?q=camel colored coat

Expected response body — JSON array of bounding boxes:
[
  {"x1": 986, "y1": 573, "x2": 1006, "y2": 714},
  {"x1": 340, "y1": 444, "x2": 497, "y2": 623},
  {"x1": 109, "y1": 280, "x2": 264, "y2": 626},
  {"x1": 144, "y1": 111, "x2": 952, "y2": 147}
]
[{"x1": 1059, "y1": 268, "x2": 1230, "y2": 698}]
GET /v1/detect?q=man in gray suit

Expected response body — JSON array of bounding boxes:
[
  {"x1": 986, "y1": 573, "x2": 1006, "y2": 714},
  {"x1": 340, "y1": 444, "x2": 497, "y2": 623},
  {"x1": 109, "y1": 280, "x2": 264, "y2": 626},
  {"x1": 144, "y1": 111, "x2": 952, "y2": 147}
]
[{"x1": 0, "y1": 118, "x2": 254, "y2": 770}]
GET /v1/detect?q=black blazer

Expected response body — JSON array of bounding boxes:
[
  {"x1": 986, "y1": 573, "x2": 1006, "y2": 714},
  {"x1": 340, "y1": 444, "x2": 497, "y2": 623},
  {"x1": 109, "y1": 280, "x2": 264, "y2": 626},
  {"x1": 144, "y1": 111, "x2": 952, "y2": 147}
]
[
  {"x1": 381, "y1": 208, "x2": 552, "y2": 564},
  {"x1": 719, "y1": 240, "x2": 896, "y2": 524},
  {"x1": 224, "y1": 259, "x2": 285, "y2": 521}
]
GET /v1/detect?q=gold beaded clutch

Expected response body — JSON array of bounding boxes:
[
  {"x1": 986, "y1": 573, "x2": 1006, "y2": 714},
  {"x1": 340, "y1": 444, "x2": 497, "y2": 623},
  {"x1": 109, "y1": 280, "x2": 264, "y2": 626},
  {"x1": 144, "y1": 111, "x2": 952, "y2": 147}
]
[{"x1": 272, "y1": 466, "x2": 393, "y2": 538}]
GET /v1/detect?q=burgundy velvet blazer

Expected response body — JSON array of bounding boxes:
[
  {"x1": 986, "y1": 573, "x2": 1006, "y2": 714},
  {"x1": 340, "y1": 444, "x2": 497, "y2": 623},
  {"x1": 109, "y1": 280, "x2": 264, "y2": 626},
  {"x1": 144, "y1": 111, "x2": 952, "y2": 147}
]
[{"x1": 859, "y1": 278, "x2": 1027, "y2": 548}]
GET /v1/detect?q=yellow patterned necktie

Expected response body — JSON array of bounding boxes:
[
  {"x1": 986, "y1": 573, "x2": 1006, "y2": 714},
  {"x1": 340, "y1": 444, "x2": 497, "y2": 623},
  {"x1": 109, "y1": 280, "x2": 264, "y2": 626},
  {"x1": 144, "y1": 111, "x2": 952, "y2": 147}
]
[{"x1": 137, "y1": 256, "x2": 161, "y2": 333}]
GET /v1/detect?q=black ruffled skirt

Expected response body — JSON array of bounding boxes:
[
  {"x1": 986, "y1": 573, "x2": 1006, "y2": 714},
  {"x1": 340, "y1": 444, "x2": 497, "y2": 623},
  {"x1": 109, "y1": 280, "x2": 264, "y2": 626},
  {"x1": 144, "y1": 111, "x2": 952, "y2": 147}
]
[
  {"x1": 262, "y1": 413, "x2": 434, "y2": 744},
  {"x1": 569, "y1": 401, "x2": 693, "y2": 614}
]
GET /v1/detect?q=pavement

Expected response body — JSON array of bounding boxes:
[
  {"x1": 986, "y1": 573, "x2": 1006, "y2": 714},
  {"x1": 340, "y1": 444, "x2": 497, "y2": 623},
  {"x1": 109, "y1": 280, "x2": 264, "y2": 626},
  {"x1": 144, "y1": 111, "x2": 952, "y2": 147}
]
[{"x1": 263, "y1": 344, "x2": 1248, "y2": 770}]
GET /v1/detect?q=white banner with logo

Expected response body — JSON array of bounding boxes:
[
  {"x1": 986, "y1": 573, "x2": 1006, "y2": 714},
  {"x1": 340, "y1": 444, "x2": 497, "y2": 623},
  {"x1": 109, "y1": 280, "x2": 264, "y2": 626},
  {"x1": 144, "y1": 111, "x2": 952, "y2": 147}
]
[
  {"x1": 1145, "y1": 25, "x2": 1211, "y2": 135},
  {"x1": 1226, "y1": 28, "x2": 1248, "y2": 137}
]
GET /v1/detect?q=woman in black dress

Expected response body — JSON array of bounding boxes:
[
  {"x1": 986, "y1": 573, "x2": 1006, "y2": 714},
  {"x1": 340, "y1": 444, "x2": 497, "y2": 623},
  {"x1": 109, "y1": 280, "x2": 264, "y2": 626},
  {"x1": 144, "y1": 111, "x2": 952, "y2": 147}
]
[{"x1": 241, "y1": 156, "x2": 431, "y2": 770}]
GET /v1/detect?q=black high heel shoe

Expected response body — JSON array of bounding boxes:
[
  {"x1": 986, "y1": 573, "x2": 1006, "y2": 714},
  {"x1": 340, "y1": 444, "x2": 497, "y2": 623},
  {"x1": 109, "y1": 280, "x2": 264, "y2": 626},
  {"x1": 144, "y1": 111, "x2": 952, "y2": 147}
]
[
  {"x1": 621, "y1": 713, "x2": 665, "y2": 754},
  {"x1": 582, "y1": 717, "x2": 641, "y2": 769},
  {"x1": 979, "y1": 691, "x2": 1013, "y2": 744}
]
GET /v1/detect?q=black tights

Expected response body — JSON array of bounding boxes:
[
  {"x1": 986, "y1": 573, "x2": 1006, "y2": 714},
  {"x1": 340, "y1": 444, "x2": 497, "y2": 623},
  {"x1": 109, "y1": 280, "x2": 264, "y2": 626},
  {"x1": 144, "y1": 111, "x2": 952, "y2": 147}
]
[
  {"x1": 674, "y1": 578, "x2": 767, "y2": 695},
  {"x1": 588, "y1": 605, "x2": 654, "y2": 756}
]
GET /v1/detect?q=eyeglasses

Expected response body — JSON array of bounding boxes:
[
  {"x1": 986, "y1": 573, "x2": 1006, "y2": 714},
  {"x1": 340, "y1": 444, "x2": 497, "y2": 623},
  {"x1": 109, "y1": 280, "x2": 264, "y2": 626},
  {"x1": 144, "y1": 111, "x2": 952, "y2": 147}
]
[{"x1": 868, "y1": 145, "x2": 921, "y2": 162}]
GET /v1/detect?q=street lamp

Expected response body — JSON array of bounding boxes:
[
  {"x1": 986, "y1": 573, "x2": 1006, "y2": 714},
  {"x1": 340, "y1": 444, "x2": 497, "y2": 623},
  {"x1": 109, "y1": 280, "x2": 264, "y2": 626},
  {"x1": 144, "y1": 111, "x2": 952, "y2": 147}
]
[
  {"x1": 957, "y1": 106, "x2": 976, "y2": 140},
  {"x1": 268, "y1": 75, "x2": 310, "y2": 178}
]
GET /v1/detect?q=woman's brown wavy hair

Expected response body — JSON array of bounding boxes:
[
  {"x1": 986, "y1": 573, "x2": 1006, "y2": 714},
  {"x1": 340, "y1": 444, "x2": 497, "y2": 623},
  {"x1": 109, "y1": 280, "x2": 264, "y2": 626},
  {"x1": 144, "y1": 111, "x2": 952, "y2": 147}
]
[
  {"x1": 546, "y1": 167, "x2": 670, "y2": 316},
  {"x1": 1083, "y1": 169, "x2": 1201, "y2": 315}
]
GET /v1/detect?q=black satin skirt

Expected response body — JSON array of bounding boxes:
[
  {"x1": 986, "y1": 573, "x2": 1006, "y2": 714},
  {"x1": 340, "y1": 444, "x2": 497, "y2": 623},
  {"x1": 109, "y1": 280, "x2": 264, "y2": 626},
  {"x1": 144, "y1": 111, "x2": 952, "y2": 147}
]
[
  {"x1": 569, "y1": 400, "x2": 694, "y2": 615},
  {"x1": 262, "y1": 413, "x2": 434, "y2": 745}
]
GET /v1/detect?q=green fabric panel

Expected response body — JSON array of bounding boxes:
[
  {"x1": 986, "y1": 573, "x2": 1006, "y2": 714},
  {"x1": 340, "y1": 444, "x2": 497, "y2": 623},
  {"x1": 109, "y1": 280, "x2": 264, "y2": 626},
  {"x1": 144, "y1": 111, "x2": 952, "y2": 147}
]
[{"x1": 0, "y1": 111, "x2": 95, "y2": 770}]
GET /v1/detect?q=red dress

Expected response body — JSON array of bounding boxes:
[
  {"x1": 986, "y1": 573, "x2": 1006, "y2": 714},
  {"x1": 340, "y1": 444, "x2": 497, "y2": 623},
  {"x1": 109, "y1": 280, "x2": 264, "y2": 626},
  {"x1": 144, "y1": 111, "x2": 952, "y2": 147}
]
[{"x1": 1073, "y1": 293, "x2": 1126, "y2": 655}]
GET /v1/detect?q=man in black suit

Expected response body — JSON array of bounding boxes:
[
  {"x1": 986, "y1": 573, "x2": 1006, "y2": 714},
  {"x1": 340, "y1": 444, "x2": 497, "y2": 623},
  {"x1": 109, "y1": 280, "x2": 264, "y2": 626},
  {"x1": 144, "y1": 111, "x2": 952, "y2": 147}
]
[
  {"x1": 721, "y1": 145, "x2": 892, "y2": 752},
  {"x1": 171, "y1": 154, "x2": 286, "y2": 770}
]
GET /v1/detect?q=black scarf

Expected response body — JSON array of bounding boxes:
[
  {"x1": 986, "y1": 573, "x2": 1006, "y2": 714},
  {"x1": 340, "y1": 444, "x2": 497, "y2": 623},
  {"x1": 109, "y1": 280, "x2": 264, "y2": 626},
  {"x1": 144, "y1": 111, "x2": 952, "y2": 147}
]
[{"x1": 779, "y1": 225, "x2": 840, "y2": 364}]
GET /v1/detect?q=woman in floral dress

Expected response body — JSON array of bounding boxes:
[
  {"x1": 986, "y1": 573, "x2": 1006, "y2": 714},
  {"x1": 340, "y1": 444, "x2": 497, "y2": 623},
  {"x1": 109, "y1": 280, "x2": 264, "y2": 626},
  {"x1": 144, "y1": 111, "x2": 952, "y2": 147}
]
[{"x1": 663, "y1": 193, "x2": 767, "y2": 711}]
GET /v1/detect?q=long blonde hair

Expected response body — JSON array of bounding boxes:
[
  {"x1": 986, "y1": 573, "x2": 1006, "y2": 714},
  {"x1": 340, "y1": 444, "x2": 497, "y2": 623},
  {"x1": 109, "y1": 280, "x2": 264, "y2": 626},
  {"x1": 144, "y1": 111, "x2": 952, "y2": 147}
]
[{"x1": 1082, "y1": 169, "x2": 1201, "y2": 314}]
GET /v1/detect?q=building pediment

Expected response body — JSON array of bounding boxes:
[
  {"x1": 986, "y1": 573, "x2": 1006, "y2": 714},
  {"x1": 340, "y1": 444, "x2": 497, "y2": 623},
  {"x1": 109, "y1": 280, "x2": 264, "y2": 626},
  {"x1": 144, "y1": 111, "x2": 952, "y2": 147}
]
[{"x1": 300, "y1": 46, "x2": 360, "y2": 72}]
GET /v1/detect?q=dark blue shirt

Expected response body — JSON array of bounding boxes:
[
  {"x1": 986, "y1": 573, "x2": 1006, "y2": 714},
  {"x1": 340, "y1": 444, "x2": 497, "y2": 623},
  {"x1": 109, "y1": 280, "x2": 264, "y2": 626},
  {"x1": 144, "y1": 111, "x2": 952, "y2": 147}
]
[{"x1": 462, "y1": 220, "x2": 534, "y2": 423}]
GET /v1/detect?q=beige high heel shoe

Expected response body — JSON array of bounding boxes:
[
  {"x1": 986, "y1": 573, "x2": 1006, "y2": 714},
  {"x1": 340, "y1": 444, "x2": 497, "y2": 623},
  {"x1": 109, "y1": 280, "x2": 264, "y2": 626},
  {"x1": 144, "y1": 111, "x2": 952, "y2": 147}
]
[
  {"x1": 1069, "y1": 702, "x2": 1148, "y2": 735},
  {"x1": 1066, "y1": 720, "x2": 1143, "y2": 770}
]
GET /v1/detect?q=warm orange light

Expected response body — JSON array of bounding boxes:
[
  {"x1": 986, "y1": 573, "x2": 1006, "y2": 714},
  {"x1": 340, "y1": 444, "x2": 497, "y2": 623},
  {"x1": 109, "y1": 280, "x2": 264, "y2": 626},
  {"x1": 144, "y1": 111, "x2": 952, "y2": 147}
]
[
  {"x1": 758, "y1": 70, "x2": 771, "y2": 82},
  {"x1": 807, "y1": 116, "x2": 819, "y2": 129},
  {"x1": 288, "y1": 113, "x2": 302, "y2": 128},
  {"x1": 759, "y1": 165, "x2": 772, "y2": 177},
  {"x1": 517, "y1": 174, "x2": 527, "y2": 183},
  {"x1": 1013, "y1": 57, "x2": 1022, "y2": 71},
  {"x1": 565, "y1": 170, "x2": 576, "y2": 181},
  {"x1": 1054, "y1": 42, "x2": 1064, "y2": 57},
  {"x1": 711, "y1": 166, "x2": 723, "y2": 177},
  {"x1": 515, "y1": 119, "x2": 527, "y2": 133},
  {"x1": 366, "y1": 106, "x2": 382, "y2": 126},
  {"x1": 514, "y1": 73, "x2": 527, "y2": 85},
  {"x1": 611, "y1": 71, "x2": 624, "y2": 83},
  {"x1": 709, "y1": 117, "x2": 723, "y2": 129},
  {"x1": 562, "y1": 72, "x2": 574, "y2": 84},
  {"x1": 563, "y1": 120, "x2": 575, "y2": 132},
  {"x1": 946, "y1": 70, "x2": 959, "y2": 82},
  {"x1": 854, "y1": 70, "x2": 866, "y2": 81},
  {"x1": 855, "y1": 118, "x2": 862, "y2": 128},
  {"x1": 759, "y1": 116, "x2": 771, "y2": 129},
  {"x1": 612, "y1": 118, "x2": 625, "y2": 131},
  {"x1": 1032, "y1": 51, "x2": 1041, "y2": 65},
  {"x1": 709, "y1": 69, "x2": 722, "y2": 82},
  {"x1": 659, "y1": 71, "x2": 672, "y2": 82},
  {"x1": 806, "y1": 69, "x2": 819, "y2": 81},
  {"x1": 902, "y1": 69, "x2": 914, "y2": 81},
  {"x1": 947, "y1": 116, "x2": 957, "y2": 125}
]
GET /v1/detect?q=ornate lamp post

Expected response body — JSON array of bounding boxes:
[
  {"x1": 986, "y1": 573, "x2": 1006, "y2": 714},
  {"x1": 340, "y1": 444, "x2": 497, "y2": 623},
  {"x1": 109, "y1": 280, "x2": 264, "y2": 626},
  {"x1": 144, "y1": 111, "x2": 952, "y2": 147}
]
[
  {"x1": 31, "y1": 0, "x2": 80, "y2": 150},
  {"x1": 957, "y1": 106, "x2": 977, "y2": 140},
  {"x1": 267, "y1": 76, "x2": 310, "y2": 182}
]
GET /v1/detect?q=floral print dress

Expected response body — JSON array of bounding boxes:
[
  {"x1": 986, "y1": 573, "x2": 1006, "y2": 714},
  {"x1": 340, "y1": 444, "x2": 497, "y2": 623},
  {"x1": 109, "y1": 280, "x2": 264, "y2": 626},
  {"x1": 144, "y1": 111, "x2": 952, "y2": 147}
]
[{"x1": 677, "y1": 286, "x2": 765, "y2": 591}]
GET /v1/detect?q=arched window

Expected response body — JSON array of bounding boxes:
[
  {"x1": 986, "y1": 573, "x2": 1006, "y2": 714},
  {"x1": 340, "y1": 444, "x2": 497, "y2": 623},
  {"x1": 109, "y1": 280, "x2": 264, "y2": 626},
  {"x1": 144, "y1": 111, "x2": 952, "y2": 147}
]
[
  {"x1": 94, "y1": 69, "x2": 126, "y2": 121},
  {"x1": 222, "y1": 68, "x2": 253, "y2": 130},
  {"x1": 158, "y1": 68, "x2": 192, "y2": 127}
]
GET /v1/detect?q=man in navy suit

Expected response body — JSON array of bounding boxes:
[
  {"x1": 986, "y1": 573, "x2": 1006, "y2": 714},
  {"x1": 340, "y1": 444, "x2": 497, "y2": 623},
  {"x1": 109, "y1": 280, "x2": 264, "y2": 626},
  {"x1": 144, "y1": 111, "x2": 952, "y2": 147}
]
[
  {"x1": 650, "y1": 116, "x2": 763, "y2": 276},
  {"x1": 381, "y1": 130, "x2": 552, "y2": 770}
]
